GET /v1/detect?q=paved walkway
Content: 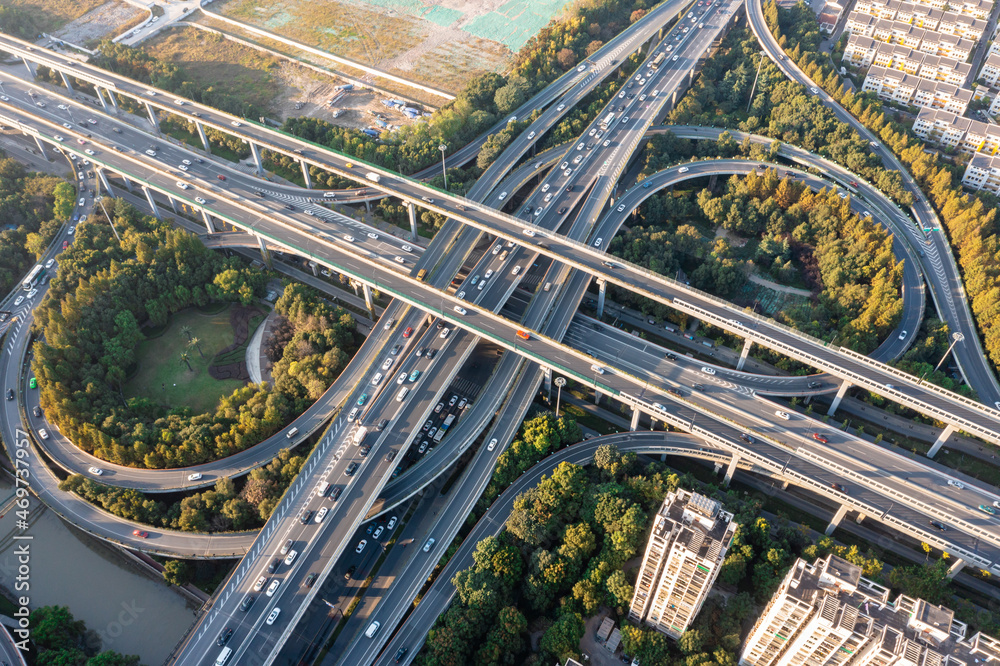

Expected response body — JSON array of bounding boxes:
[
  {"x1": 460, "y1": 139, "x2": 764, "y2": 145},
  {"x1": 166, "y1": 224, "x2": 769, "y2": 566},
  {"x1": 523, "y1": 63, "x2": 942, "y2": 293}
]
[
  {"x1": 748, "y1": 273, "x2": 813, "y2": 297},
  {"x1": 246, "y1": 308, "x2": 278, "y2": 385}
]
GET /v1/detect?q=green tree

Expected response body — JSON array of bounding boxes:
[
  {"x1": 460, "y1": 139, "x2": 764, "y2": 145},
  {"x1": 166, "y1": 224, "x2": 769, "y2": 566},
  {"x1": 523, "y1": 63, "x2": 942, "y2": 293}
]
[
  {"x1": 539, "y1": 612, "x2": 584, "y2": 663},
  {"x1": 163, "y1": 559, "x2": 192, "y2": 586}
]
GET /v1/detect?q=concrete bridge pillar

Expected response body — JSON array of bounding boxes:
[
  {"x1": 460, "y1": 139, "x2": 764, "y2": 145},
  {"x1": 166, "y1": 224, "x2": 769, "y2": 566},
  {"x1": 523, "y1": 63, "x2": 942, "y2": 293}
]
[
  {"x1": 97, "y1": 169, "x2": 113, "y2": 197},
  {"x1": 596, "y1": 279, "x2": 607, "y2": 319},
  {"x1": 630, "y1": 408, "x2": 641, "y2": 431},
  {"x1": 927, "y1": 424, "x2": 956, "y2": 458},
  {"x1": 202, "y1": 210, "x2": 215, "y2": 234},
  {"x1": 21, "y1": 57, "x2": 34, "y2": 79},
  {"x1": 363, "y1": 283, "x2": 374, "y2": 317},
  {"x1": 543, "y1": 367, "x2": 553, "y2": 401},
  {"x1": 105, "y1": 88, "x2": 119, "y2": 111},
  {"x1": 169, "y1": 196, "x2": 179, "y2": 214},
  {"x1": 826, "y1": 504, "x2": 849, "y2": 536},
  {"x1": 142, "y1": 186, "x2": 160, "y2": 219},
  {"x1": 195, "y1": 121, "x2": 210, "y2": 153},
  {"x1": 32, "y1": 136, "x2": 49, "y2": 160},
  {"x1": 827, "y1": 380, "x2": 851, "y2": 416},
  {"x1": 406, "y1": 201, "x2": 418, "y2": 241},
  {"x1": 300, "y1": 160, "x2": 313, "y2": 188},
  {"x1": 723, "y1": 453, "x2": 740, "y2": 486},
  {"x1": 59, "y1": 70, "x2": 74, "y2": 93},
  {"x1": 737, "y1": 338, "x2": 753, "y2": 371},
  {"x1": 947, "y1": 558, "x2": 966, "y2": 578},
  {"x1": 256, "y1": 234, "x2": 272, "y2": 268},
  {"x1": 249, "y1": 141, "x2": 264, "y2": 175},
  {"x1": 144, "y1": 102, "x2": 158, "y2": 131}
]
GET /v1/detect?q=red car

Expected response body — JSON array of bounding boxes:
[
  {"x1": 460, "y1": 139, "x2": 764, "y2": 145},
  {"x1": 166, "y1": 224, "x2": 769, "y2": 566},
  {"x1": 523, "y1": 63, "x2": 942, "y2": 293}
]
[
  {"x1": 217, "y1": 174, "x2": 226, "y2": 181},
  {"x1": 402, "y1": 327, "x2": 413, "y2": 338},
  {"x1": 132, "y1": 529, "x2": 148, "y2": 538},
  {"x1": 812, "y1": 433, "x2": 829, "y2": 443},
  {"x1": 62, "y1": 240, "x2": 69, "y2": 249}
]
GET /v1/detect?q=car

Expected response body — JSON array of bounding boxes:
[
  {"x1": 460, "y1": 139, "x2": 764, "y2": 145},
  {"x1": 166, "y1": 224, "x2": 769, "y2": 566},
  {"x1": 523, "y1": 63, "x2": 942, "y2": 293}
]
[
  {"x1": 79, "y1": 198, "x2": 86, "y2": 206},
  {"x1": 808, "y1": 381, "x2": 822, "y2": 388},
  {"x1": 281, "y1": 539, "x2": 294, "y2": 555},
  {"x1": 812, "y1": 433, "x2": 829, "y2": 443},
  {"x1": 701, "y1": 366, "x2": 716, "y2": 375},
  {"x1": 528, "y1": 131, "x2": 536, "y2": 139},
  {"x1": 330, "y1": 487, "x2": 342, "y2": 501},
  {"x1": 594, "y1": 238, "x2": 603, "y2": 248},
  {"x1": 869, "y1": 141, "x2": 878, "y2": 148},
  {"x1": 381, "y1": 357, "x2": 395, "y2": 372},
  {"x1": 132, "y1": 529, "x2": 148, "y2": 538},
  {"x1": 373, "y1": 525, "x2": 384, "y2": 539},
  {"x1": 487, "y1": 438, "x2": 498, "y2": 451},
  {"x1": 453, "y1": 305, "x2": 467, "y2": 315},
  {"x1": 299, "y1": 510, "x2": 313, "y2": 524},
  {"x1": 885, "y1": 384, "x2": 895, "y2": 390},
  {"x1": 84, "y1": 149, "x2": 95, "y2": 156},
  {"x1": 176, "y1": 181, "x2": 189, "y2": 190},
  {"x1": 266, "y1": 580, "x2": 280, "y2": 597},
  {"x1": 356, "y1": 540, "x2": 367, "y2": 553},
  {"x1": 426, "y1": 348, "x2": 437, "y2": 359},
  {"x1": 395, "y1": 647, "x2": 408, "y2": 663},
  {"x1": 511, "y1": 266, "x2": 521, "y2": 275},
  {"x1": 831, "y1": 483, "x2": 847, "y2": 493},
  {"x1": 557, "y1": 103, "x2": 566, "y2": 111},
  {"x1": 622, "y1": 116, "x2": 630, "y2": 123},
  {"x1": 315, "y1": 507, "x2": 329, "y2": 523},
  {"x1": 217, "y1": 628, "x2": 233, "y2": 646},
  {"x1": 739, "y1": 433, "x2": 754, "y2": 443},
  {"x1": 391, "y1": 344, "x2": 401, "y2": 356},
  {"x1": 188, "y1": 472, "x2": 203, "y2": 481},
  {"x1": 403, "y1": 326, "x2": 413, "y2": 338},
  {"x1": 88, "y1": 467, "x2": 103, "y2": 476},
  {"x1": 253, "y1": 576, "x2": 267, "y2": 592},
  {"x1": 810, "y1": 87, "x2": 819, "y2": 94},
  {"x1": 13, "y1": 296, "x2": 23, "y2": 307},
  {"x1": 498, "y1": 191, "x2": 508, "y2": 201},
  {"x1": 423, "y1": 538, "x2": 436, "y2": 552},
  {"x1": 898, "y1": 330, "x2": 907, "y2": 340},
  {"x1": 217, "y1": 175, "x2": 226, "y2": 181},
  {"x1": 359, "y1": 445, "x2": 370, "y2": 457},
  {"x1": 398, "y1": 373, "x2": 409, "y2": 385},
  {"x1": 929, "y1": 520, "x2": 947, "y2": 531},
  {"x1": 239, "y1": 596, "x2": 254, "y2": 612},
  {"x1": 231, "y1": 120, "x2": 242, "y2": 127},
  {"x1": 345, "y1": 462, "x2": 358, "y2": 476},
  {"x1": 439, "y1": 327, "x2": 451, "y2": 339},
  {"x1": 560, "y1": 161, "x2": 569, "y2": 170},
  {"x1": 26, "y1": 289, "x2": 37, "y2": 300},
  {"x1": 36, "y1": 428, "x2": 48, "y2": 440},
  {"x1": 434, "y1": 402, "x2": 444, "y2": 414},
  {"x1": 356, "y1": 393, "x2": 368, "y2": 406},
  {"x1": 775, "y1": 411, "x2": 790, "y2": 420},
  {"x1": 558, "y1": 207, "x2": 568, "y2": 214},
  {"x1": 347, "y1": 407, "x2": 359, "y2": 421},
  {"x1": 267, "y1": 558, "x2": 280, "y2": 574},
  {"x1": 484, "y1": 269, "x2": 495, "y2": 279},
  {"x1": 195, "y1": 197, "x2": 206, "y2": 204},
  {"x1": 979, "y1": 504, "x2": 997, "y2": 516},
  {"x1": 947, "y1": 479, "x2": 965, "y2": 489},
  {"x1": 427, "y1": 427, "x2": 438, "y2": 438},
  {"x1": 344, "y1": 565, "x2": 357, "y2": 580},
  {"x1": 367, "y1": 232, "x2": 379, "y2": 240},
  {"x1": 266, "y1": 608, "x2": 281, "y2": 625},
  {"x1": 32, "y1": 406, "x2": 41, "y2": 418},
  {"x1": 458, "y1": 397, "x2": 468, "y2": 409},
  {"x1": 408, "y1": 370, "x2": 421, "y2": 382},
  {"x1": 591, "y1": 364, "x2": 605, "y2": 374}
]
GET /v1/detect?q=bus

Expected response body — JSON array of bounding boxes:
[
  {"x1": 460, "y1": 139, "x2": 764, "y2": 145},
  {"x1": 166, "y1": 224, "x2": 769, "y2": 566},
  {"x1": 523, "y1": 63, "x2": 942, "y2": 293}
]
[
  {"x1": 433, "y1": 428, "x2": 446, "y2": 444},
  {"x1": 651, "y1": 52, "x2": 666, "y2": 69},
  {"x1": 599, "y1": 112, "x2": 615, "y2": 130},
  {"x1": 440, "y1": 413, "x2": 456, "y2": 434},
  {"x1": 416, "y1": 268, "x2": 427, "y2": 281},
  {"x1": 22, "y1": 264, "x2": 43, "y2": 291}
]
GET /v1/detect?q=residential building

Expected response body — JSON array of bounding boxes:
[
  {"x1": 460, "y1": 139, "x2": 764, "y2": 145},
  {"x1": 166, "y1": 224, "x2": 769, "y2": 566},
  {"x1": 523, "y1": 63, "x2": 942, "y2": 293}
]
[
  {"x1": 863, "y1": 65, "x2": 972, "y2": 112},
  {"x1": 739, "y1": 555, "x2": 1000, "y2": 666},
  {"x1": 844, "y1": 12, "x2": 974, "y2": 58},
  {"x1": 962, "y1": 154, "x2": 1000, "y2": 193},
  {"x1": 912, "y1": 107, "x2": 1000, "y2": 153},
  {"x1": 843, "y1": 36, "x2": 969, "y2": 83},
  {"x1": 991, "y1": 93, "x2": 1000, "y2": 115},
  {"x1": 980, "y1": 53, "x2": 1000, "y2": 87},
  {"x1": 628, "y1": 490, "x2": 737, "y2": 639}
]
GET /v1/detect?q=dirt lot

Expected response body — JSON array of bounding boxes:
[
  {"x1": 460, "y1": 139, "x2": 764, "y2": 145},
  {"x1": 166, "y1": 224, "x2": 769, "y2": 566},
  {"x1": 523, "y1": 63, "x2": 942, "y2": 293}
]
[
  {"x1": 19, "y1": 0, "x2": 146, "y2": 45},
  {"x1": 212, "y1": 0, "x2": 539, "y2": 94},
  {"x1": 146, "y1": 25, "x2": 424, "y2": 126}
]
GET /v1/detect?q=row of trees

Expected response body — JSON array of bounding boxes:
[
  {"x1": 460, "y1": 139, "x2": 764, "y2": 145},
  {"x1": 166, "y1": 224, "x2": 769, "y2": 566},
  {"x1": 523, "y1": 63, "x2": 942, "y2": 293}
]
[
  {"x1": 608, "y1": 166, "x2": 903, "y2": 353},
  {"x1": 759, "y1": 0, "x2": 1000, "y2": 377},
  {"x1": 32, "y1": 201, "x2": 356, "y2": 470},
  {"x1": 0, "y1": 156, "x2": 71, "y2": 295}
]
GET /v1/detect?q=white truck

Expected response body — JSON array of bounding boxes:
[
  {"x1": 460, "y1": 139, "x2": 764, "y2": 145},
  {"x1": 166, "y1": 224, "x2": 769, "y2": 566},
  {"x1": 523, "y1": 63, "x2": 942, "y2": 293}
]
[
  {"x1": 353, "y1": 426, "x2": 368, "y2": 446},
  {"x1": 366, "y1": 172, "x2": 381, "y2": 183}
]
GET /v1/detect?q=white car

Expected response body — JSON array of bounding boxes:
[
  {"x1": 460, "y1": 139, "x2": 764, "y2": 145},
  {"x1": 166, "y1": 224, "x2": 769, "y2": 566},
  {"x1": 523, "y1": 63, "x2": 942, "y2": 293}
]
[
  {"x1": 253, "y1": 576, "x2": 267, "y2": 592},
  {"x1": 284, "y1": 549, "x2": 298, "y2": 565},
  {"x1": 54, "y1": 135, "x2": 65, "y2": 142},
  {"x1": 231, "y1": 120, "x2": 242, "y2": 127},
  {"x1": 701, "y1": 366, "x2": 716, "y2": 375},
  {"x1": 387, "y1": 516, "x2": 397, "y2": 530},
  {"x1": 367, "y1": 232, "x2": 379, "y2": 240},
  {"x1": 342, "y1": 235, "x2": 354, "y2": 242},
  {"x1": 577, "y1": 64, "x2": 587, "y2": 72},
  {"x1": 44, "y1": 259, "x2": 54, "y2": 269},
  {"x1": 176, "y1": 182, "x2": 189, "y2": 190},
  {"x1": 174, "y1": 99, "x2": 185, "y2": 106},
  {"x1": 394, "y1": 256, "x2": 405, "y2": 264},
  {"x1": 678, "y1": 167, "x2": 689, "y2": 173},
  {"x1": 38, "y1": 429, "x2": 48, "y2": 440},
  {"x1": 195, "y1": 197, "x2": 206, "y2": 204},
  {"x1": 947, "y1": 479, "x2": 965, "y2": 489},
  {"x1": 898, "y1": 330, "x2": 907, "y2": 340},
  {"x1": 315, "y1": 507, "x2": 329, "y2": 523},
  {"x1": 402, "y1": 244, "x2": 413, "y2": 252},
  {"x1": 511, "y1": 266, "x2": 521, "y2": 275},
  {"x1": 810, "y1": 87, "x2": 820, "y2": 94},
  {"x1": 78, "y1": 198, "x2": 86, "y2": 206},
  {"x1": 84, "y1": 149, "x2": 95, "y2": 156},
  {"x1": 523, "y1": 229, "x2": 536, "y2": 237},
  {"x1": 557, "y1": 103, "x2": 565, "y2": 111},
  {"x1": 594, "y1": 238, "x2": 603, "y2": 248},
  {"x1": 487, "y1": 438, "x2": 498, "y2": 451},
  {"x1": 373, "y1": 525, "x2": 384, "y2": 539},
  {"x1": 528, "y1": 131, "x2": 536, "y2": 139},
  {"x1": 356, "y1": 540, "x2": 367, "y2": 553},
  {"x1": 89, "y1": 467, "x2": 104, "y2": 476},
  {"x1": 603, "y1": 140, "x2": 611, "y2": 147},
  {"x1": 775, "y1": 411, "x2": 790, "y2": 420},
  {"x1": 178, "y1": 164, "x2": 188, "y2": 171},
  {"x1": 188, "y1": 472, "x2": 203, "y2": 481},
  {"x1": 381, "y1": 357, "x2": 394, "y2": 371},
  {"x1": 182, "y1": 159, "x2": 191, "y2": 166},
  {"x1": 453, "y1": 305, "x2": 467, "y2": 315},
  {"x1": 485, "y1": 269, "x2": 494, "y2": 279},
  {"x1": 265, "y1": 580, "x2": 280, "y2": 597},
  {"x1": 423, "y1": 538, "x2": 436, "y2": 552},
  {"x1": 439, "y1": 327, "x2": 451, "y2": 339},
  {"x1": 26, "y1": 289, "x2": 37, "y2": 300},
  {"x1": 266, "y1": 608, "x2": 280, "y2": 625},
  {"x1": 396, "y1": 373, "x2": 407, "y2": 385},
  {"x1": 591, "y1": 364, "x2": 605, "y2": 374},
  {"x1": 14, "y1": 296, "x2": 24, "y2": 307},
  {"x1": 145, "y1": 149, "x2": 156, "y2": 157}
]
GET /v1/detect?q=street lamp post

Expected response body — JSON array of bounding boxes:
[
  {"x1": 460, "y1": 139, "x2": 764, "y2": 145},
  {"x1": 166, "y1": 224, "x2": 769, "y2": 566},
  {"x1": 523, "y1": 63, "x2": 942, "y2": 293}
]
[
  {"x1": 747, "y1": 51, "x2": 767, "y2": 113},
  {"x1": 438, "y1": 144, "x2": 448, "y2": 191},
  {"x1": 554, "y1": 376, "x2": 566, "y2": 417},
  {"x1": 920, "y1": 332, "x2": 964, "y2": 384}
]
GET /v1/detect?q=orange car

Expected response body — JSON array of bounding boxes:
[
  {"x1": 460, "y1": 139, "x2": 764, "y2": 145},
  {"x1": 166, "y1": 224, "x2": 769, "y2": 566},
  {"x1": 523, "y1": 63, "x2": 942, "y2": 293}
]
[{"x1": 516, "y1": 330, "x2": 530, "y2": 340}]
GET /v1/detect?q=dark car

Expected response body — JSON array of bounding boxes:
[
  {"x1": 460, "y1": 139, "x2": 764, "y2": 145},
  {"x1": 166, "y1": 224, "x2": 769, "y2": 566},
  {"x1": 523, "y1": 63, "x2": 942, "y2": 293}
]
[
  {"x1": 217, "y1": 627, "x2": 233, "y2": 646},
  {"x1": 6, "y1": 389, "x2": 13, "y2": 401},
  {"x1": 808, "y1": 381, "x2": 822, "y2": 388},
  {"x1": 240, "y1": 596, "x2": 254, "y2": 612},
  {"x1": 376, "y1": 418, "x2": 389, "y2": 431},
  {"x1": 395, "y1": 648, "x2": 408, "y2": 663},
  {"x1": 565, "y1": 185, "x2": 573, "y2": 192},
  {"x1": 345, "y1": 462, "x2": 358, "y2": 476},
  {"x1": 284, "y1": 204, "x2": 295, "y2": 210},
  {"x1": 385, "y1": 449, "x2": 397, "y2": 462},
  {"x1": 303, "y1": 573, "x2": 317, "y2": 588},
  {"x1": 929, "y1": 520, "x2": 947, "y2": 531},
  {"x1": 330, "y1": 487, "x2": 342, "y2": 501},
  {"x1": 359, "y1": 445, "x2": 370, "y2": 457},
  {"x1": 267, "y1": 558, "x2": 280, "y2": 574},
  {"x1": 426, "y1": 348, "x2": 437, "y2": 359},
  {"x1": 831, "y1": 483, "x2": 847, "y2": 493},
  {"x1": 32, "y1": 406, "x2": 41, "y2": 418},
  {"x1": 739, "y1": 433, "x2": 754, "y2": 443},
  {"x1": 692, "y1": 383, "x2": 705, "y2": 391},
  {"x1": 344, "y1": 565, "x2": 356, "y2": 580},
  {"x1": 299, "y1": 510, "x2": 313, "y2": 524},
  {"x1": 557, "y1": 207, "x2": 567, "y2": 214},
  {"x1": 254, "y1": 190, "x2": 265, "y2": 198},
  {"x1": 665, "y1": 352, "x2": 677, "y2": 360}
]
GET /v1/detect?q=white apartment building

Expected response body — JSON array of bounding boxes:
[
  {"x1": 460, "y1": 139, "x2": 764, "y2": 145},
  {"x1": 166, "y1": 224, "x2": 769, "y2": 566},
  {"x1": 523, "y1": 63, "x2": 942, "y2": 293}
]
[
  {"x1": 739, "y1": 555, "x2": 1000, "y2": 666},
  {"x1": 963, "y1": 153, "x2": 1000, "y2": 194},
  {"x1": 628, "y1": 490, "x2": 737, "y2": 640},
  {"x1": 863, "y1": 65, "x2": 972, "y2": 112},
  {"x1": 845, "y1": 13, "x2": 975, "y2": 58},
  {"x1": 979, "y1": 53, "x2": 1000, "y2": 87},
  {"x1": 843, "y1": 36, "x2": 969, "y2": 84},
  {"x1": 913, "y1": 107, "x2": 1000, "y2": 153}
]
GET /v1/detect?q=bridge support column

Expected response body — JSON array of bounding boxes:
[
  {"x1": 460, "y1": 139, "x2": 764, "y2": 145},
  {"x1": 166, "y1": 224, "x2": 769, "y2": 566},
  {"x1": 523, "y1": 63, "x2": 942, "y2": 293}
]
[
  {"x1": 594, "y1": 389, "x2": 602, "y2": 406},
  {"x1": 142, "y1": 187, "x2": 159, "y2": 219},
  {"x1": 308, "y1": 261, "x2": 319, "y2": 277},
  {"x1": 169, "y1": 197, "x2": 179, "y2": 214},
  {"x1": 202, "y1": 210, "x2": 215, "y2": 233},
  {"x1": 927, "y1": 424, "x2": 956, "y2": 458},
  {"x1": 121, "y1": 174, "x2": 133, "y2": 192},
  {"x1": 144, "y1": 102, "x2": 158, "y2": 131},
  {"x1": 32, "y1": 136, "x2": 49, "y2": 160},
  {"x1": 195, "y1": 121, "x2": 210, "y2": 153},
  {"x1": 826, "y1": 380, "x2": 851, "y2": 416},
  {"x1": 543, "y1": 367, "x2": 553, "y2": 401},
  {"x1": 95, "y1": 87, "x2": 108, "y2": 111},
  {"x1": 59, "y1": 71, "x2": 74, "y2": 93},
  {"x1": 406, "y1": 202, "x2": 418, "y2": 241},
  {"x1": 723, "y1": 453, "x2": 740, "y2": 486},
  {"x1": 947, "y1": 558, "x2": 966, "y2": 578},
  {"x1": 362, "y1": 284, "x2": 374, "y2": 317},
  {"x1": 737, "y1": 338, "x2": 753, "y2": 371},
  {"x1": 300, "y1": 160, "x2": 313, "y2": 188},
  {"x1": 826, "y1": 504, "x2": 849, "y2": 536},
  {"x1": 21, "y1": 57, "x2": 34, "y2": 79},
  {"x1": 630, "y1": 408, "x2": 641, "y2": 432},
  {"x1": 249, "y1": 141, "x2": 264, "y2": 175},
  {"x1": 104, "y1": 88, "x2": 119, "y2": 111},
  {"x1": 97, "y1": 169, "x2": 113, "y2": 197},
  {"x1": 596, "y1": 279, "x2": 607, "y2": 319},
  {"x1": 256, "y1": 234, "x2": 272, "y2": 268}
]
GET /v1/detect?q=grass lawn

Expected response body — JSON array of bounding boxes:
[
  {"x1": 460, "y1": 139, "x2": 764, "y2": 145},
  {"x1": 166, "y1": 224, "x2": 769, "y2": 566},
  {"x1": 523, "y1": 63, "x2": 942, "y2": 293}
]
[
  {"x1": 6, "y1": 0, "x2": 105, "y2": 32},
  {"x1": 125, "y1": 305, "x2": 249, "y2": 414}
]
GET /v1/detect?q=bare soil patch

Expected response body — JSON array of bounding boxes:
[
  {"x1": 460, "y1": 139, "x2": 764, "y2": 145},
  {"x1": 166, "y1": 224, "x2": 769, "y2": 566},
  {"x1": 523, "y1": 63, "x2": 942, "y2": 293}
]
[{"x1": 48, "y1": 1, "x2": 145, "y2": 46}]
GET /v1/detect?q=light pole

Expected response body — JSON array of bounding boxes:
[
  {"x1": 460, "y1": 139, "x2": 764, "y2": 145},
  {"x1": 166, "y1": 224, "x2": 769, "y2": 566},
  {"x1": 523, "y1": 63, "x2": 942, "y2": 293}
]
[
  {"x1": 554, "y1": 376, "x2": 566, "y2": 417},
  {"x1": 438, "y1": 144, "x2": 448, "y2": 191},
  {"x1": 747, "y1": 50, "x2": 767, "y2": 113},
  {"x1": 920, "y1": 332, "x2": 964, "y2": 384}
]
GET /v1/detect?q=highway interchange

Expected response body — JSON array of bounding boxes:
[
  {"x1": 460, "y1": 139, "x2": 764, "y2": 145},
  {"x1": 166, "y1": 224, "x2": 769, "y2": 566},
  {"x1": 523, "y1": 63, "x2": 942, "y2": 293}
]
[{"x1": 0, "y1": 0, "x2": 999, "y2": 663}]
